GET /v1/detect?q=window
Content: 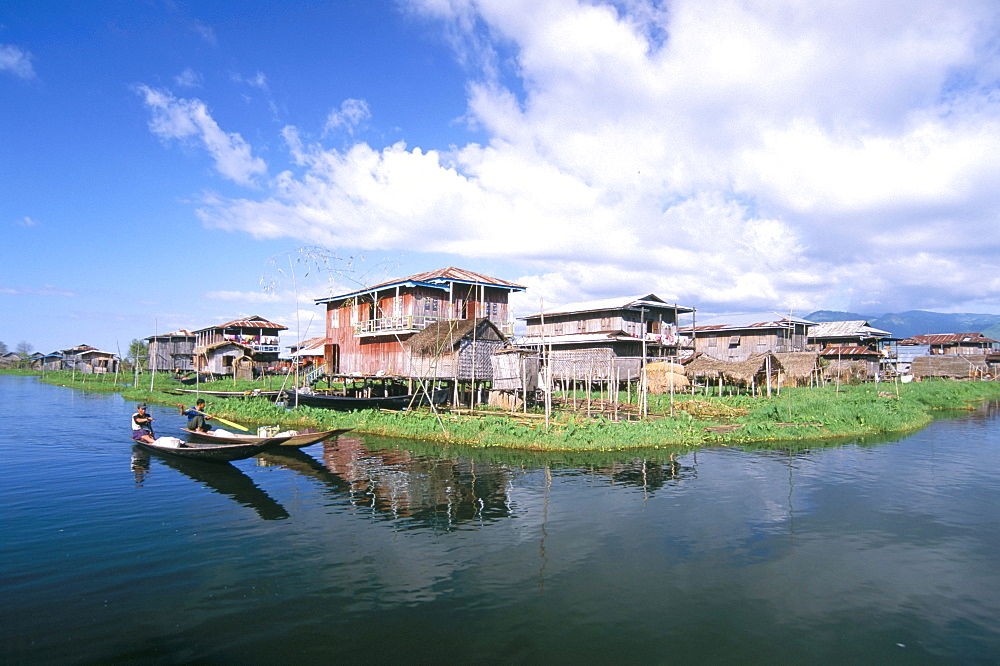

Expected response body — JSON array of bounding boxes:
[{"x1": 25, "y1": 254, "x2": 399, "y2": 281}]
[{"x1": 729, "y1": 335, "x2": 741, "y2": 347}]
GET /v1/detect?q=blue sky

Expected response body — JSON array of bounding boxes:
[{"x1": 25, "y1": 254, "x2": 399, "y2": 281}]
[{"x1": 4, "y1": 0, "x2": 1000, "y2": 355}]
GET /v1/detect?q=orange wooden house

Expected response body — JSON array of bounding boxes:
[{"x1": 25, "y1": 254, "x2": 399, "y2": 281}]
[{"x1": 314, "y1": 267, "x2": 525, "y2": 376}]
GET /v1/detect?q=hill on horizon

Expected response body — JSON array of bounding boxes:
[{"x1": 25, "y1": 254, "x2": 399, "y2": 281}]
[{"x1": 804, "y1": 310, "x2": 1000, "y2": 341}]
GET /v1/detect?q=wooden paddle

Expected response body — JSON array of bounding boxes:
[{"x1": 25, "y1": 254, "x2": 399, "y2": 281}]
[{"x1": 185, "y1": 407, "x2": 250, "y2": 432}]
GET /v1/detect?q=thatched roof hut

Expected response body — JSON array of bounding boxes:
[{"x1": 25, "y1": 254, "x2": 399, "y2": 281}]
[
  {"x1": 910, "y1": 355, "x2": 990, "y2": 379},
  {"x1": 773, "y1": 352, "x2": 820, "y2": 386},
  {"x1": 406, "y1": 318, "x2": 507, "y2": 380},
  {"x1": 683, "y1": 354, "x2": 726, "y2": 379},
  {"x1": 684, "y1": 352, "x2": 782, "y2": 388}
]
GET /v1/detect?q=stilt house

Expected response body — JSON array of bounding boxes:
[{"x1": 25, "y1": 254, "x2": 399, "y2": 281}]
[
  {"x1": 0, "y1": 352, "x2": 21, "y2": 367},
  {"x1": 899, "y1": 333, "x2": 998, "y2": 356},
  {"x1": 59, "y1": 344, "x2": 120, "y2": 374},
  {"x1": 146, "y1": 329, "x2": 195, "y2": 372},
  {"x1": 517, "y1": 294, "x2": 695, "y2": 380},
  {"x1": 683, "y1": 313, "x2": 814, "y2": 363},
  {"x1": 808, "y1": 319, "x2": 895, "y2": 380},
  {"x1": 807, "y1": 320, "x2": 893, "y2": 350},
  {"x1": 405, "y1": 318, "x2": 508, "y2": 381},
  {"x1": 288, "y1": 337, "x2": 327, "y2": 367},
  {"x1": 192, "y1": 316, "x2": 287, "y2": 379},
  {"x1": 314, "y1": 267, "x2": 525, "y2": 377}
]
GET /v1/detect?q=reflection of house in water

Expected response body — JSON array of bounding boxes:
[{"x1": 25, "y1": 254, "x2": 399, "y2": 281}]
[
  {"x1": 597, "y1": 456, "x2": 697, "y2": 491},
  {"x1": 260, "y1": 438, "x2": 699, "y2": 525},
  {"x1": 299, "y1": 437, "x2": 515, "y2": 528}
]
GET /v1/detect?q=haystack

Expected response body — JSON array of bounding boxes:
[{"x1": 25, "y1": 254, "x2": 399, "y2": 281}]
[
  {"x1": 823, "y1": 359, "x2": 869, "y2": 383},
  {"x1": 646, "y1": 361, "x2": 689, "y2": 393}
]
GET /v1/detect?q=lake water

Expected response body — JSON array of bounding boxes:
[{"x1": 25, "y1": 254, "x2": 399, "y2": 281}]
[{"x1": 2, "y1": 375, "x2": 999, "y2": 664}]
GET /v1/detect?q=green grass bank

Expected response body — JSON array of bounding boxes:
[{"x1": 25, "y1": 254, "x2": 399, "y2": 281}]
[{"x1": 16, "y1": 370, "x2": 1000, "y2": 450}]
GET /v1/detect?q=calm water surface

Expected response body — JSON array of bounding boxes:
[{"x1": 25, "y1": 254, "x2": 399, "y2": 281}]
[{"x1": 2, "y1": 375, "x2": 999, "y2": 664}]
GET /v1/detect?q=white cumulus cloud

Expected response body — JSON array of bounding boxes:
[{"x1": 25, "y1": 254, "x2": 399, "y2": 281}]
[
  {"x1": 159, "y1": 0, "x2": 1000, "y2": 315},
  {"x1": 0, "y1": 44, "x2": 36, "y2": 79},
  {"x1": 137, "y1": 85, "x2": 267, "y2": 186},
  {"x1": 323, "y1": 99, "x2": 371, "y2": 136}
]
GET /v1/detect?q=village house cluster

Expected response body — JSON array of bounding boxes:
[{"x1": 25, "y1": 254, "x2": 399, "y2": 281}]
[{"x1": 12, "y1": 266, "x2": 999, "y2": 396}]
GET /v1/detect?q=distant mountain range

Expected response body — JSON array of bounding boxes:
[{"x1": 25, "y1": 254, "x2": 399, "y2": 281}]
[{"x1": 805, "y1": 310, "x2": 1000, "y2": 341}]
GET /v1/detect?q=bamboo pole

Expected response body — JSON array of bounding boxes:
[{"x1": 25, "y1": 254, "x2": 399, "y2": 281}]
[
  {"x1": 539, "y1": 298, "x2": 551, "y2": 431},
  {"x1": 150, "y1": 319, "x2": 157, "y2": 392}
]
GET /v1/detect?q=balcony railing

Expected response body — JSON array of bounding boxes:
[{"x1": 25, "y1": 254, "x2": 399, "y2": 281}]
[
  {"x1": 354, "y1": 315, "x2": 515, "y2": 338},
  {"x1": 220, "y1": 334, "x2": 280, "y2": 354}
]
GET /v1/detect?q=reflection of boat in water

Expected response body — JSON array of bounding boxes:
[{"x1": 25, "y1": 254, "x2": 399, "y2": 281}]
[
  {"x1": 256, "y1": 447, "x2": 351, "y2": 493},
  {"x1": 183, "y1": 427, "x2": 353, "y2": 448},
  {"x1": 135, "y1": 436, "x2": 282, "y2": 462},
  {"x1": 292, "y1": 388, "x2": 450, "y2": 411},
  {"x1": 131, "y1": 446, "x2": 289, "y2": 520}
]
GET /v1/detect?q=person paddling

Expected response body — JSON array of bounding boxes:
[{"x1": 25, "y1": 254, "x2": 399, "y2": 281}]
[
  {"x1": 177, "y1": 398, "x2": 214, "y2": 433},
  {"x1": 130, "y1": 403, "x2": 156, "y2": 444}
]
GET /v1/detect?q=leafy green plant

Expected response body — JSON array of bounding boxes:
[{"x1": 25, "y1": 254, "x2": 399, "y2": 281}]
[{"x1": 33, "y1": 370, "x2": 1000, "y2": 451}]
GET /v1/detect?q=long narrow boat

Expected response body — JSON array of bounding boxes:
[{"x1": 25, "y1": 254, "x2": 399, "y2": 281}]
[
  {"x1": 291, "y1": 388, "x2": 450, "y2": 411},
  {"x1": 135, "y1": 436, "x2": 283, "y2": 462},
  {"x1": 182, "y1": 427, "x2": 353, "y2": 448},
  {"x1": 171, "y1": 388, "x2": 285, "y2": 399}
]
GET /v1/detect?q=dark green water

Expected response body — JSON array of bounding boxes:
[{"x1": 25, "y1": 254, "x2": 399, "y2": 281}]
[{"x1": 2, "y1": 375, "x2": 999, "y2": 664}]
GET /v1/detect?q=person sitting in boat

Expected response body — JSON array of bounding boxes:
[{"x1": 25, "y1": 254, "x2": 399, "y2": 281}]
[
  {"x1": 177, "y1": 398, "x2": 214, "y2": 433},
  {"x1": 131, "y1": 403, "x2": 156, "y2": 444}
]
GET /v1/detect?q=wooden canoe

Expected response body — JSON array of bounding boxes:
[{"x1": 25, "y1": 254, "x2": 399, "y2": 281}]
[
  {"x1": 136, "y1": 436, "x2": 283, "y2": 462},
  {"x1": 182, "y1": 427, "x2": 353, "y2": 448},
  {"x1": 172, "y1": 388, "x2": 285, "y2": 398},
  {"x1": 291, "y1": 388, "x2": 449, "y2": 411}
]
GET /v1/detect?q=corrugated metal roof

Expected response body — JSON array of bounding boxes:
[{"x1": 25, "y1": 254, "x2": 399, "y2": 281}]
[
  {"x1": 819, "y1": 345, "x2": 880, "y2": 356},
  {"x1": 904, "y1": 333, "x2": 997, "y2": 345},
  {"x1": 809, "y1": 320, "x2": 891, "y2": 338},
  {"x1": 521, "y1": 293, "x2": 694, "y2": 319},
  {"x1": 194, "y1": 315, "x2": 288, "y2": 333},
  {"x1": 517, "y1": 332, "x2": 643, "y2": 346},
  {"x1": 288, "y1": 336, "x2": 327, "y2": 352},
  {"x1": 406, "y1": 267, "x2": 525, "y2": 289},
  {"x1": 146, "y1": 329, "x2": 194, "y2": 340},
  {"x1": 685, "y1": 312, "x2": 815, "y2": 331},
  {"x1": 316, "y1": 267, "x2": 525, "y2": 303}
]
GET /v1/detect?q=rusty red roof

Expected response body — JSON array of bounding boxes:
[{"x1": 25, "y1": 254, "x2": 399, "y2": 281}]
[
  {"x1": 903, "y1": 333, "x2": 997, "y2": 345},
  {"x1": 316, "y1": 266, "x2": 525, "y2": 303},
  {"x1": 194, "y1": 315, "x2": 288, "y2": 333},
  {"x1": 680, "y1": 313, "x2": 814, "y2": 333},
  {"x1": 404, "y1": 267, "x2": 525, "y2": 289}
]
